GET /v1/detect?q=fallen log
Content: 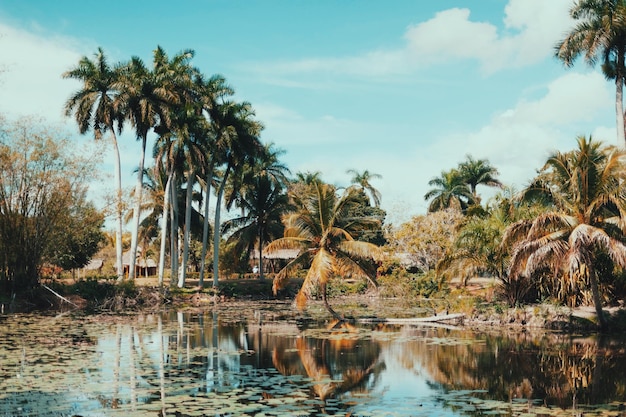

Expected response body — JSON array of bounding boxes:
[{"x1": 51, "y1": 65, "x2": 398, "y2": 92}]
[{"x1": 356, "y1": 313, "x2": 465, "y2": 325}]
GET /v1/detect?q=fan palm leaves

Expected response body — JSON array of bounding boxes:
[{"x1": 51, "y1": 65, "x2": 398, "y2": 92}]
[
  {"x1": 555, "y1": 0, "x2": 626, "y2": 145},
  {"x1": 266, "y1": 183, "x2": 383, "y2": 320},
  {"x1": 504, "y1": 136, "x2": 626, "y2": 329}
]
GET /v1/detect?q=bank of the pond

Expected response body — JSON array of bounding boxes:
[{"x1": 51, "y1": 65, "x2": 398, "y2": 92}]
[{"x1": 4, "y1": 277, "x2": 626, "y2": 333}]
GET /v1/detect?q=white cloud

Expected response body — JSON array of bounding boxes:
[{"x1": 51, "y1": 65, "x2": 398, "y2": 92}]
[
  {"x1": 403, "y1": 0, "x2": 572, "y2": 74},
  {"x1": 251, "y1": 0, "x2": 573, "y2": 79},
  {"x1": 0, "y1": 21, "x2": 89, "y2": 122}
]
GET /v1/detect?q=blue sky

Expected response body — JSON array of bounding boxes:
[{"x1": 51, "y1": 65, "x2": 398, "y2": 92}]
[{"x1": 0, "y1": 0, "x2": 617, "y2": 225}]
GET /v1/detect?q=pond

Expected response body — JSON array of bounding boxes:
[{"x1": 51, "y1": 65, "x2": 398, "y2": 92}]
[{"x1": 1, "y1": 300, "x2": 626, "y2": 417}]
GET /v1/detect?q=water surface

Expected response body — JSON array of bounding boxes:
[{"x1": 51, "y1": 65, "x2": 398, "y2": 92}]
[{"x1": 1, "y1": 301, "x2": 626, "y2": 416}]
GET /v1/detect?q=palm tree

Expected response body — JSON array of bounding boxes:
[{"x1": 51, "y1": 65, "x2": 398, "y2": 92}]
[
  {"x1": 63, "y1": 47, "x2": 126, "y2": 281},
  {"x1": 196, "y1": 74, "x2": 234, "y2": 288},
  {"x1": 346, "y1": 169, "x2": 382, "y2": 207},
  {"x1": 504, "y1": 136, "x2": 626, "y2": 329},
  {"x1": 266, "y1": 183, "x2": 383, "y2": 320},
  {"x1": 117, "y1": 46, "x2": 194, "y2": 280},
  {"x1": 210, "y1": 101, "x2": 263, "y2": 286},
  {"x1": 555, "y1": 0, "x2": 626, "y2": 146},
  {"x1": 222, "y1": 175, "x2": 290, "y2": 281},
  {"x1": 424, "y1": 169, "x2": 475, "y2": 213},
  {"x1": 457, "y1": 155, "x2": 503, "y2": 204}
]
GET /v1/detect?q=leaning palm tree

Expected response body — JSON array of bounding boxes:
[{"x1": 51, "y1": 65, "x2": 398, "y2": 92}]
[
  {"x1": 346, "y1": 169, "x2": 382, "y2": 207},
  {"x1": 63, "y1": 47, "x2": 126, "y2": 280},
  {"x1": 457, "y1": 155, "x2": 503, "y2": 204},
  {"x1": 266, "y1": 183, "x2": 383, "y2": 320},
  {"x1": 555, "y1": 0, "x2": 626, "y2": 146},
  {"x1": 504, "y1": 136, "x2": 626, "y2": 329},
  {"x1": 424, "y1": 169, "x2": 475, "y2": 213}
]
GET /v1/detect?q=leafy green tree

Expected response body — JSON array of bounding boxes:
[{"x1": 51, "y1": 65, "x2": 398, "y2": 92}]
[
  {"x1": 266, "y1": 183, "x2": 383, "y2": 319},
  {"x1": 424, "y1": 169, "x2": 474, "y2": 213},
  {"x1": 504, "y1": 136, "x2": 626, "y2": 329},
  {"x1": 555, "y1": 0, "x2": 626, "y2": 146},
  {"x1": 0, "y1": 118, "x2": 102, "y2": 293},
  {"x1": 387, "y1": 209, "x2": 464, "y2": 274},
  {"x1": 48, "y1": 202, "x2": 105, "y2": 272},
  {"x1": 63, "y1": 47, "x2": 126, "y2": 281}
]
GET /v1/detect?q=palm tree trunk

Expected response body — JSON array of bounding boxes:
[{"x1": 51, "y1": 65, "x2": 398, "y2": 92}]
[
  {"x1": 589, "y1": 269, "x2": 607, "y2": 330},
  {"x1": 170, "y1": 174, "x2": 179, "y2": 285},
  {"x1": 212, "y1": 164, "x2": 231, "y2": 287},
  {"x1": 128, "y1": 136, "x2": 147, "y2": 281},
  {"x1": 258, "y1": 228, "x2": 265, "y2": 281},
  {"x1": 111, "y1": 132, "x2": 125, "y2": 282},
  {"x1": 616, "y1": 46, "x2": 626, "y2": 147},
  {"x1": 199, "y1": 160, "x2": 214, "y2": 288},
  {"x1": 320, "y1": 281, "x2": 342, "y2": 321},
  {"x1": 157, "y1": 170, "x2": 173, "y2": 286},
  {"x1": 178, "y1": 171, "x2": 194, "y2": 288}
]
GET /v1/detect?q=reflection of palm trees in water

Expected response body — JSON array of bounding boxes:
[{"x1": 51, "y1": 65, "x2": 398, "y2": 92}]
[{"x1": 272, "y1": 320, "x2": 384, "y2": 403}]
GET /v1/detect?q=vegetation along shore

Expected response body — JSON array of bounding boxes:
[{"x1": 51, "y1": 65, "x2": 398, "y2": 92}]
[{"x1": 4, "y1": 2, "x2": 626, "y2": 335}]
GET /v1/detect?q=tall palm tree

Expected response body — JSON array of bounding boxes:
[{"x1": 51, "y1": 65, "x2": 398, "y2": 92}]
[
  {"x1": 174, "y1": 106, "x2": 208, "y2": 288},
  {"x1": 210, "y1": 101, "x2": 263, "y2": 286},
  {"x1": 63, "y1": 47, "x2": 126, "y2": 280},
  {"x1": 424, "y1": 169, "x2": 475, "y2": 213},
  {"x1": 117, "y1": 46, "x2": 194, "y2": 280},
  {"x1": 504, "y1": 136, "x2": 626, "y2": 329},
  {"x1": 457, "y1": 155, "x2": 503, "y2": 204},
  {"x1": 346, "y1": 169, "x2": 382, "y2": 207},
  {"x1": 196, "y1": 74, "x2": 234, "y2": 288},
  {"x1": 222, "y1": 143, "x2": 290, "y2": 280},
  {"x1": 266, "y1": 183, "x2": 383, "y2": 320},
  {"x1": 555, "y1": 0, "x2": 626, "y2": 146}
]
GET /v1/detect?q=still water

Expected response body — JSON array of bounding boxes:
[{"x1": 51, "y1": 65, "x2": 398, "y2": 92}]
[{"x1": 1, "y1": 300, "x2": 626, "y2": 417}]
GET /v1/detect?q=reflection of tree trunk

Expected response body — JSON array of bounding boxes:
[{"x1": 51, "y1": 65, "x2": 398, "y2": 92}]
[
  {"x1": 129, "y1": 327, "x2": 137, "y2": 410},
  {"x1": 112, "y1": 324, "x2": 121, "y2": 409},
  {"x1": 591, "y1": 337, "x2": 605, "y2": 403},
  {"x1": 589, "y1": 269, "x2": 606, "y2": 330},
  {"x1": 158, "y1": 316, "x2": 166, "y2": 414}
]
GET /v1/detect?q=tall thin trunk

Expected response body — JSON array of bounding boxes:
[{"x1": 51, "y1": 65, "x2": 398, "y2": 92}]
[
  {"x1": 111, "y1": 132, "x2": 124, "y2": 282},
  {"x1": 616, "y1": 46, "x2": 626, "y2": 147},
  {"x1": 199, "y1": 160, "x2": 214, "y2": 288},
  {"x1": 258, "y1": 227, "x2": 265, "y2": 282},
  {"x1": 170, "y1": 176, "x2": 179, "y2": 285},
  {"x1": 128, "y1": 136, "x2": 147, "y2": 280},
  {"x1": 212, "y1": 165, "x2": 231, "y2": 286},
  {"x1": 158, "y1": 171, "x2": 173, "y2": 286},
  {"x1": 178, "y1": 171, "x2": 194, "y2": 288}
]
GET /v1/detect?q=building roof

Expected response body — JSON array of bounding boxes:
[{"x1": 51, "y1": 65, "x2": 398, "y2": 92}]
[{"x1": 251, "y1": 248, "x2": 300, "y2": 260}]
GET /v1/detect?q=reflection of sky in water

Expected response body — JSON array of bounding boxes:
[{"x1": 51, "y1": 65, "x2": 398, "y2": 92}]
[{"x1": 2, "y1": 312, "x2": 626, "y2": 417}]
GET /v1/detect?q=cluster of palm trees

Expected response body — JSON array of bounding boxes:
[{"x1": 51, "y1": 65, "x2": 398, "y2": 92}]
[
  {"x1": 424, "y1": 155, "x2": 503, "y2": 213},
  {"x1": 429, "y1": 138, "x2": 626, "y2": 329},
  {"x1": 64, "y1": 46, "x2": 277, "y2": 287}
]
